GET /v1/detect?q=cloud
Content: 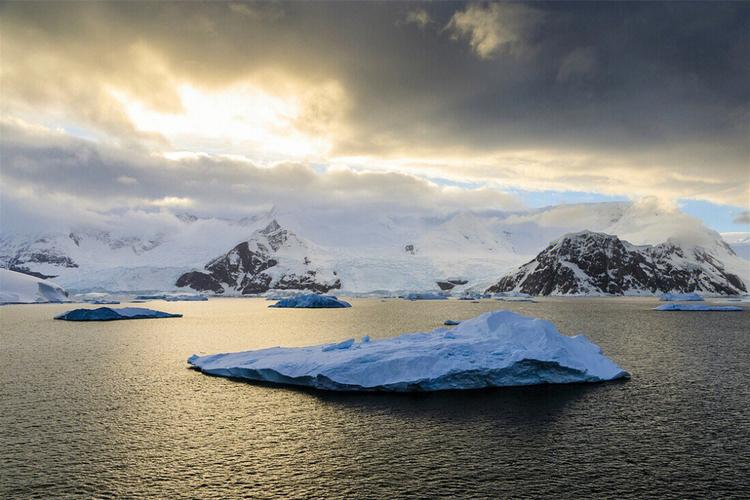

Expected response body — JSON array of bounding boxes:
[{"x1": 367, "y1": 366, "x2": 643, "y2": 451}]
[
  {"x1": 0, "y1": 1, "x2": 748, "y2": 220},
  {"x1": 403, "y1": 8, "x2": 432, "y2": 29},
  {"x1": 445, "y1": 2, "x2": 540, "y2": 59},
  {"x1": 734, "y1": 210, "x2": 750, "y2": 225},
  {"x1": 0, "y1": 120, "x2": 522, "y2": 232}
]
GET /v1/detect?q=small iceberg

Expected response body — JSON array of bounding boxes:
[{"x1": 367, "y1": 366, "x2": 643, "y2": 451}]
[
  {"x1": 654, "y1": 304, "x2": 742, "y2": 312},
  {"x1": 55, "y1": 307, "x2": 183, "y2": 321},
  {"x1": 269, "y1": 294, "x2": 351, "y2": 309},
  {"x1": 188, "y1": 310, "x2": 629, "y2": 392},
  {"x1": 75, "y1": 292, "x2": 120, "y2": 304},
  {"x1": 402, "y1": 292, "x2": 447, "y2": 301},
  {"x1": 660, "y1": 292, "x2": 703, "y2": 302},
  {"x1": 135, "y1": 293, "x2": 208, "y2": 302},
  {"x1": 443, "y1": 319, "x2": 461, "y2": 326}
]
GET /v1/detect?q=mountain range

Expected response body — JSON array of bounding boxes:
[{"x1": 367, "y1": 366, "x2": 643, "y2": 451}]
[{"x1": 1, "y1": 201, "x2": 747, "y2": 295}]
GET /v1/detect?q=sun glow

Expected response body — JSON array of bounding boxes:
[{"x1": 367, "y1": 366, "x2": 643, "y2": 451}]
[{"x1": 111, "y1": 84, "x2": 332, "y2": 160}]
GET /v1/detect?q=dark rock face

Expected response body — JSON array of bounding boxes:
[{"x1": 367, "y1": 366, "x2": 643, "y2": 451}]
[
  {"x1": 6, "y1": 266, "x2": 57, "y2": 280},
  {"x1": 487, "y1": 231, "x2": 747, "y2": 296},
  {"x1": 176, "y1": 220, "x2": 341, "y2": 295},
  {"x1": 436, "y1": 278, "x2": 469, "y2": 290},
  {"x1": 436, "y1": 281, "x2": 455, "y2": 291},
  {"x1": 175, "y1": 271, "x2": 223, "y2": 293}
]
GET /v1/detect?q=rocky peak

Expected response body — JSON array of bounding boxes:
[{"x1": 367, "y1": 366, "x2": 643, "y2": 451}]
[{"x1": 487, "y1": 230, "x2": 746, "y2": 296}]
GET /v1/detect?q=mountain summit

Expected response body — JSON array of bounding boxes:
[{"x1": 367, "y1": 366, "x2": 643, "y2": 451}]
[
  {"x1": 487, "y1": 231, "x2": 747, "y2": 296},
  {"x1": 176, "y1": 220, "x2": 341, "y2": 295}
]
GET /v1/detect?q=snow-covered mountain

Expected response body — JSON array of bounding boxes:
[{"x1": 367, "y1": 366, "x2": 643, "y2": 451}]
[
  {"x1": 721, "y1": 232, "x2": 750, "y2": 261},
  {"x1": 176, "y1": 220, "x2": 340, "y2": 295},
  {"x1": 1, "y1": 200, "x2": 746, "y2": 294},
  {"x1": 487, "y1": 231, "x2": 747, "y2": 296}
]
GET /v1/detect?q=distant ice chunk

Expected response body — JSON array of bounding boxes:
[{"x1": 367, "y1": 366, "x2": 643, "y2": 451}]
[
  {"x1": 654, "y1": 304, "x2": 742, "y2": 312},
  {"x1": 55, "y1": 306, "x2": 182, "y2": 321},
  {"x1": 188, "y1": 310, "x2": 629, "y2": 392},
  {"x1": 75, "y1": 292, "x2": 119, "y2": 304},
  {"x1": 0, "y1": 269, "x2": 69, "y2": 304},
  {"x1": 269, "y1": 294, "x2": 352, "y2": 308},
  {"x1": 134, "y1": 292, "x2": 208, "y2": 302},
  {"x1": 659, "y1": 292, "x2": 704, "y2": 302},
  {"x1": 402, "y1": 292, "x2": 447, "y2": 301}
]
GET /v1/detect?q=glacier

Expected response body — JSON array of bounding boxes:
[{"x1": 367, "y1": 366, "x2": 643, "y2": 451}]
[
  {"x1": 269, "y1": 294, "x2": 352, "y2": 308},
  {"x1": 660, "y1": 292, "x2": 703, "y2": 302},
  {"x1": 187, "y1": 310, "x2": 629, "y2": 392},
  {"x1": 55, "y1": 306, "x2": 183, "y2": 321},
  {"x1": 0, "y1": 269, "x2": 69, "y2": 304},
  {"x1": 654, "y1": 304, "x2": 743, "y2": 312}
]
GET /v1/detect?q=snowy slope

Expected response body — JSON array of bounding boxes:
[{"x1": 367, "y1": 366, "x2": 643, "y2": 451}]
[{"x1": 0, "y1": 268, "x2": 69, "y2": 303}]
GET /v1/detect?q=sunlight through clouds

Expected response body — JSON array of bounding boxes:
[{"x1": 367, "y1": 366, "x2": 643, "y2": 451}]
[{"x1": 110, "y1": 83, "x2": 333, "y2": 160}]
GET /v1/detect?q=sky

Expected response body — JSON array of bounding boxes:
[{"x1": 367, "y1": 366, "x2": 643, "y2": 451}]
[{"x1": 1, "y1": 1, "x2": 748, "y2": 234}]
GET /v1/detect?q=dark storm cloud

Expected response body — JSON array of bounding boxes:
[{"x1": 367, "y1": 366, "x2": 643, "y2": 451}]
[{"x1": 0, "y1": 1, "x2": 748, "y2": 206}]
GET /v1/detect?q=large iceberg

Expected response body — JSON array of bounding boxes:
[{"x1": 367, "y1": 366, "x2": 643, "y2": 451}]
[
  {"x1": 269, "y1": 294, "x2": 351, "y2": 308},
  {"x1": 660, "y1": 292, "x2": 703, "y2": 302},
  {"x1": 188, "y1": 310, "x2": 629, "y2": 391},
  {"x1": 55, "y1": 306, "x2": 183, "y2": 321},
  {"x1": 654, "y1": 304, "x2": 742, "y2": 312},
  {"x1": 0, "y1": 269, "x2": 69, "y2": 304}
]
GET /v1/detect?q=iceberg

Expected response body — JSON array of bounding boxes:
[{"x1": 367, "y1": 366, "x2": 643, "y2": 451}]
[
  {"x1": 134, "y1": 292, "x2": 208, "y2": 301},
  {"x1": 269, "y1": 294, "x2": 352, "y2": 308},
  {"x1": 188, "y1": 310, "x2": 629, "y2": 392},
  {"x1": 654, "y1": 304, "x2": 742, "y2": 312},
  {"x1": 660, "y1": 292, "x2": 703, "y2": 302},
  {"x1": 75, "y1": 292, "x2": 119, "y2": 304},
  {"x1": 55, "y1": 306, "x2": 183, "y2": 321},
  {"x1": 402, "y1": 292, "x2": 447, "y2": 301},
  {"x1": 0, "y1": 269, "x2": 69, "y2": 304}
]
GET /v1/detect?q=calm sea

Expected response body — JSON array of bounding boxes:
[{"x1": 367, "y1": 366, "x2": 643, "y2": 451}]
[{"x1": 1, "y1": 298, "x2": 748, "y2": 498}]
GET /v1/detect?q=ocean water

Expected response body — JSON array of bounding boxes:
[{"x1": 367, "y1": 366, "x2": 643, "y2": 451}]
[{"x1": 1, "y1": 298, "x2": 748, "y2": 498}]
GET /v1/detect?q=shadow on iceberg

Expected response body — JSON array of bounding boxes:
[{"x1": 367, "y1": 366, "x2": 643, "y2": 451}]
[{"x1": 188, "y1": 310, "x2": 629, "y2": 392}]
